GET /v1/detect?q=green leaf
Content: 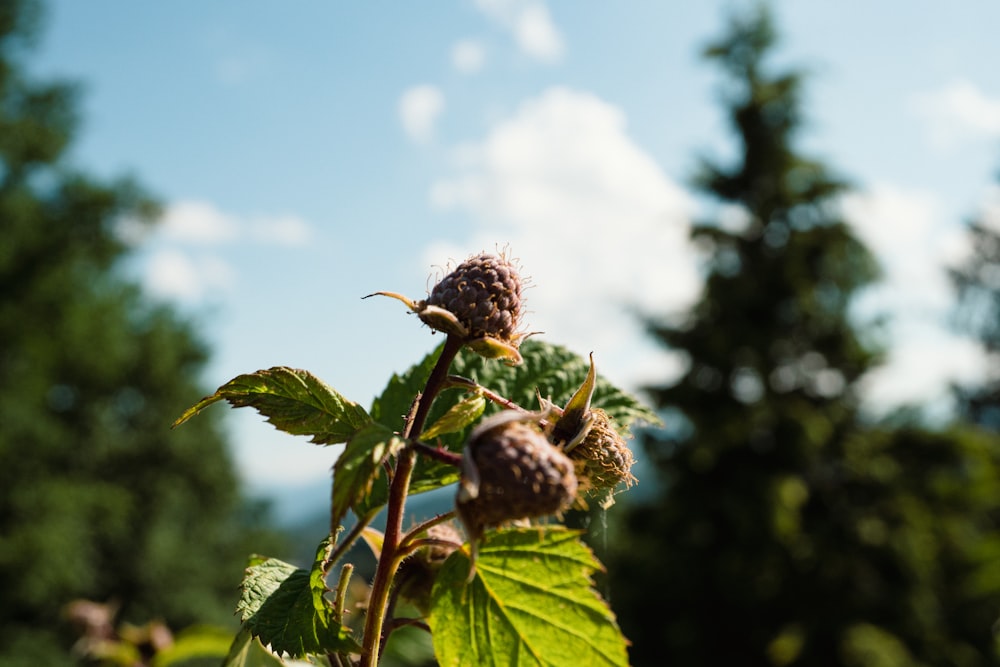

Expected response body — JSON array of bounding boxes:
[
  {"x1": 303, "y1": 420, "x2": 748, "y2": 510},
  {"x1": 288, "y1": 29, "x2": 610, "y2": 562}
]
[
  {"x1": 420, "y1": 393, "x2": 486, "y2": 441},
  {"x1": 361, "y1": 339, "x2": 659, "y2": 516},
  {"x1": 222, "y1": 627, "x2": 287, "y2": 667},
  {"x1": 429, "y1": 526, "x2": 629, "y2": 667},
  {"x1": 237, "y1": 538, "x2": 360, "y2": 657},
  {"x1": 410, "y1": 340, "x2": 660, "y2": 502},
  {"x1": 174, "y1": 366, "x2": 371, "y2": 445},
  {"x1": 332, "y1": 422, "x2": 405, "y2": 527},
  {"x1": 153, "y1": 625, "x2": 234, "y2": 667},
  {"x1": 452, "y1": 339, "x2": 662, "y2": 434},
  {"x1": 370, "y1": 344, "x2": 444, "y2": 432}
]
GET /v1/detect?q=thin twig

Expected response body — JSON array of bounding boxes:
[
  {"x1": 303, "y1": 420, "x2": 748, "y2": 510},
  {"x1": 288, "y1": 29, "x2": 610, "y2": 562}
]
[
  {"x1": 400, "y1": 511, "x2": 457, "y2": 549},
  {"x1": 445, "y1": 374, "x2": 529, "y2": 412},
  {"x1": 410, "y1": 440, "x2": 463, "y2": 466},
  {"x1": 394, "y1": 537, "x2": 463, "y2": 563}
]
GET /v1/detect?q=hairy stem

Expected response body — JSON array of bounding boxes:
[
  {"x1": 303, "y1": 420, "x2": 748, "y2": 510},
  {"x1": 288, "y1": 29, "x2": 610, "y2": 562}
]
[{"x1": 360, "y1": 336, "x2": 463, "y2": 666}]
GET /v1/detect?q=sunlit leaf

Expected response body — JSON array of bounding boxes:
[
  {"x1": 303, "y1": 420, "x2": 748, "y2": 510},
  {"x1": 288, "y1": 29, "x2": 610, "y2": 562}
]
[
  {"x1": 153, "y1": 625, "x2": 234, "y2": 667},
  {"x1": 222, "y1": 627, "x2": 287, "y2": 667},
  {"x1": 452, "y1": 339, "x2": 662, "y2": 434},
  {"x1": 237, "y1": 538, "x2": 360, "y2": 657},
  {"x1": 174, "y1": 367, "x2": 371, "y2": 445},
  {"x1": 421, "y1": 394, "x2": 486, "y2": 441},
  {"x1": 429, "y1": 526, "x2": 629, "y2": 667},
  {"x1": 360, "y1": 527, "x2": 385, "y2": 561},
  {"x1": 360, "y1": 339, "x2": 658, "y2": 517}
]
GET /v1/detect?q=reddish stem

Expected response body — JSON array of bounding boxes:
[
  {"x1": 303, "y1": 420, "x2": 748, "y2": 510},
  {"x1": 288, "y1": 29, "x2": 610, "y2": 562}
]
[{"x1": 360, "y1": 336, "x2": 463, "y2": 666}]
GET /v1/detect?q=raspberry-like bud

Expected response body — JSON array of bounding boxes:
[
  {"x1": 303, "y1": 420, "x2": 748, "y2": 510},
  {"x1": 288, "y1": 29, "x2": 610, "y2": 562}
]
[
  {"x1": 366, "y1": 251, "x2": 529, "y2": 364},
  {"x1": 568, "y1": 408, "x2": 636, "y2": 509},
  {"x1": 425, "y1": 253, "x2": 522, "y2": 343},
  {"x1": 397, "y1": 522, "x2": 464, "y2": 615},
  {"x1": 457, "y1": 411, "x2": 577, "y2": 545}
]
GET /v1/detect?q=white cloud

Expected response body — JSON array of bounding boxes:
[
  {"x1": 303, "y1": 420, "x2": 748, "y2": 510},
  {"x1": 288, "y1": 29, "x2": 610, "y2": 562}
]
[
  {"x1": 842, "y1": 184, "x2": 989, "y2": 413},
  {"x1": 143, "y1": 200, "x2": 314, "y2": 302},
  {"x1": 399, "y1": 85, "x2": 446, "y2": 145},
  {"x1": 452, "y1": 39, "x2": 486, "y2": 74},
  {"x1": 145, "y1": 249, "x2": 235, "y2": 301},
  {"x1": 977, "y1": 183, "x2": 1000, "y2": 233},
  {"x1": 250, "y1": 214, "x2": 313, "y2": 246},
  {"x1": 161, "y1": 200, "x2": 240, "y2": 244},
  {"x1": 912, "y1": 79, "x2": 1000, "y2": 149},
  {"x1": 859, "y1": 327, "x2": 986, "y2": 416},
  {"x1": 842, "y1": 184, "x2": 958, "y2": 315},
  {"x1": 427, "y1": 86, "x2": 698, "y2": 391},
  {"x1": 473, "y1": 0, "x2": 565, "y2": 64},
  {"x1": 160, "y1": 199, "x2": 313, "y2": 247}
]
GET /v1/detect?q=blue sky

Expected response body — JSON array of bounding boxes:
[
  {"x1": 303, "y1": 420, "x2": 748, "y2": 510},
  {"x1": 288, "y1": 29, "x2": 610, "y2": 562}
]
[{"x1": 32, "y1": 1, "x2": 1000, "y2": 497}]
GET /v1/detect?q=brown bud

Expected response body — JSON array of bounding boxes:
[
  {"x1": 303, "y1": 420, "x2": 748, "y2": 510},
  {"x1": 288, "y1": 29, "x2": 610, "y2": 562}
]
[{"x1": 456, "y1": 411, "x2": 577, "y2": 544}]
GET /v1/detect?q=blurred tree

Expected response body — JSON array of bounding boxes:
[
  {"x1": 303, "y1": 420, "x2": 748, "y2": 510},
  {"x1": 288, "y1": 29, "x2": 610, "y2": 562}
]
[
  {"x1": 952, "y1": 171, "x2": 1000, "y2": 429},
  {"x1": 0, "y1": 1, "x2": 283, "y2": 664},
  {"x1": 606, "y1": 5, "x2": 1000, "y2": 667}
]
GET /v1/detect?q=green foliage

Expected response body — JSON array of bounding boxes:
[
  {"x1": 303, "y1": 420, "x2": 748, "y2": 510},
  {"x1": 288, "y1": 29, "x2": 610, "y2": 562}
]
[
  {"x1": 0, "y1": 1, "x2": 284, "y2": 662},
  {"x1": 429, "y1": 527, "x2": 628, "y2": 667},
  {"x1": 175, "y1": 366, "x2": 373, "y2": 445},
  {"x1": 237, "y1": 539, "x2": 360, "y2": 657},
  {"x1": 607, "y1": 5, "x2": 1000, "y2": 667},
  {"x1": 333, "y1": 423, "x2": 404, "y2": 525},
  {"x1": 951, "y1": 170, "x2": 1000, "y2": 428},
  {"x1": 223, "y1": 628, "x2": 290, "y2": 667},
  {"x1": 420, "y1": 394, "x2": 487, "y2": 441},
  {"x1": 152, "y1": 625, "x2": 236, "y2": 667},
  {"x1": 178, "y1": 308, "x2": 649, "y2": 664}
]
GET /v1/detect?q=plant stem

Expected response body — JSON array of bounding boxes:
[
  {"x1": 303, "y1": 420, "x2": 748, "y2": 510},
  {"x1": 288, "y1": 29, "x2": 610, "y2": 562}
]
[
  {"x1": 445, "y1": 374, "x2": 529, "y2": 412},
  {"x1": 410, "y1": 440, "x2": 463, "y2": 466},
  {"x1": 333, "y1": 563, "x2": 354, "y2": 624},
  {"x1": 360, "y1": 336, "x2": 463, "y2": 666}
]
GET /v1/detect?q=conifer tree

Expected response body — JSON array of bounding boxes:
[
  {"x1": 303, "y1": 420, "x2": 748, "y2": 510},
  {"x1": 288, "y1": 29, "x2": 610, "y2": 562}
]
[
  {"x1": 607, "y1": 7, "x2": 1000, "y2": 666},
  {"x1": 952, "y1": 171, "x2": 1000, "y2": 428},
  {"x1": 0, "y1": 2, "x2": 282, "y2": 663}
]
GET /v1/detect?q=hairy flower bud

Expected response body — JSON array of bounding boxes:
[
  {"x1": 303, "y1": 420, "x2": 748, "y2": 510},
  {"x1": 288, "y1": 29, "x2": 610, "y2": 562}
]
[
  {"x1": 547, "y1": 353, "x2": 637, "y2": 508},
  {"x1": 568, "y1": 408, "x2": 636, "y2": 509}
]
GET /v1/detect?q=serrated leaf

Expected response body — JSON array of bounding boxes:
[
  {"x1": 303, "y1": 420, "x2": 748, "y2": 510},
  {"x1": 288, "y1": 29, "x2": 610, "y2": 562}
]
[
  {"x1": 429, "y1": 526, "x2": 629, "y2": 667},
  {"x1": 452, "y1": 339, "x2": 662, "y2": 434},
  {"x1": 332, "y1": 422, "x2": 405, "y2": 528},
  {"x1": 420, "y1": 394, "x2": 486, "y2": 441},
  {"x1": 174, "y1": 367, "x2": 371, "y2": 445},
  {"x1": 237, "y1": 538, "x2": 360, "y2": 657}
]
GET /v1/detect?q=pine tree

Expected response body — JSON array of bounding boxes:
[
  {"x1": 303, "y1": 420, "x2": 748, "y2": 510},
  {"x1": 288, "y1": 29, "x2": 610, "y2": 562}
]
[
  {"x1": 0, "y1": 2, "x2": 282, "y2": 663},
  {"x1": 952, "y1": 170, "x2": 1000, "y2": 428},
  {"x1": 606, "y1": 6, "x2": 1000, "y2": 666}
]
